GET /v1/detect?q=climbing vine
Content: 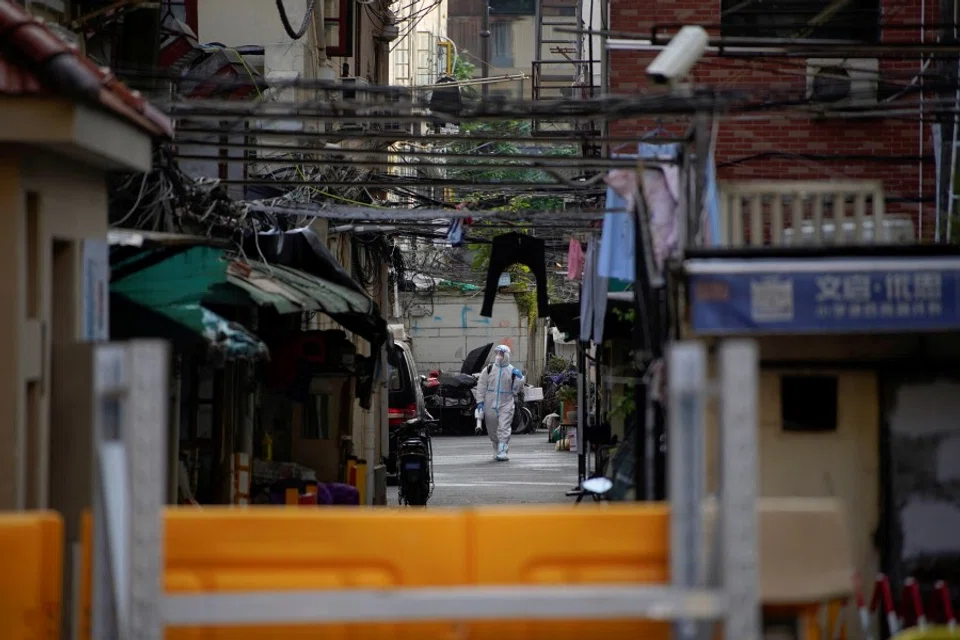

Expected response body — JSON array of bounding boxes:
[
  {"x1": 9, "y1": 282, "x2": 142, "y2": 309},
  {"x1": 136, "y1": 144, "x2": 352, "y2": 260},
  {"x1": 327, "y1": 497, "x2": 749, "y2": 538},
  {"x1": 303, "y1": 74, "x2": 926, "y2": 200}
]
[{"x1": 513, "y1": 287, "x2": 538, "y2": 326}]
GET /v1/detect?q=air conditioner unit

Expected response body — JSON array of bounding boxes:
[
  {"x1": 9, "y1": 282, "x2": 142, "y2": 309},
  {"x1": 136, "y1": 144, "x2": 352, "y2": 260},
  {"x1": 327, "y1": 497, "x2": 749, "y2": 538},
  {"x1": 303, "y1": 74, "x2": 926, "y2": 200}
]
[{"x1": 805, "y1": 58, "x2": 879, "y2": 107}]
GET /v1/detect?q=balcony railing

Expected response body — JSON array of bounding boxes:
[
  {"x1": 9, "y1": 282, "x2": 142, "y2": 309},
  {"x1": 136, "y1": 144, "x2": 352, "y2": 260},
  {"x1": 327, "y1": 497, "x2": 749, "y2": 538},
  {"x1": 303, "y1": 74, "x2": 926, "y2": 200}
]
[{"x1": 717, "y1": 180, "x2": 914, "y2": 248}]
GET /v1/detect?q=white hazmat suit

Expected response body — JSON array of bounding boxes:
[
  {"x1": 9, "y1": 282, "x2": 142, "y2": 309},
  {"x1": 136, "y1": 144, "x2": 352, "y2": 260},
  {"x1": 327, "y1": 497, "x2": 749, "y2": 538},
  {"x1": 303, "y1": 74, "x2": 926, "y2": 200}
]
[{"x1": 476, "y1": 345, "x2": 525, "y2": 461}]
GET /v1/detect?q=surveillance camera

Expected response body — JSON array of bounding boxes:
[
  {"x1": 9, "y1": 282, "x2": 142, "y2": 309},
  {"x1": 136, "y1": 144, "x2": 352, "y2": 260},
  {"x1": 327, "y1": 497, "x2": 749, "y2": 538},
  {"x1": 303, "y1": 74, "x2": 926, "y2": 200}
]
[{"x1": 645, "y1": 25, "x2": 709, "y2": 86}]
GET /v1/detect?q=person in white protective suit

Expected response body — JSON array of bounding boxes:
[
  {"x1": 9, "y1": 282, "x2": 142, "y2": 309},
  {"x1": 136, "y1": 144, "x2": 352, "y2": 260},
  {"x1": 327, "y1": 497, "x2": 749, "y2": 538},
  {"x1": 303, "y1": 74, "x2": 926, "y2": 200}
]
[{"x1": 475, "y1": 344, "x2": 525, "y2": 461}]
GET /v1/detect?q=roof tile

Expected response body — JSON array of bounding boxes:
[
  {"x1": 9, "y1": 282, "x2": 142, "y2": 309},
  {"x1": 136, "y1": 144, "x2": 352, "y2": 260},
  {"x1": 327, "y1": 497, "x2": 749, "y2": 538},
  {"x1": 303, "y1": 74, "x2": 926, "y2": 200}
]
[{"x1": 0, "y1": 0, "x2": 172, "y2": 138}]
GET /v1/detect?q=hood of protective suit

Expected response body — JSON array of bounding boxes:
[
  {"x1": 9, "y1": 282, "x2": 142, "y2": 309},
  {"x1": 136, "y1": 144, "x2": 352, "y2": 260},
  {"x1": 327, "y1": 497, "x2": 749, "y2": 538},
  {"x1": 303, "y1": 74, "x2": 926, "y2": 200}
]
[{"x1": 494, "y1": 348, "x2": 511, "y2": 368}]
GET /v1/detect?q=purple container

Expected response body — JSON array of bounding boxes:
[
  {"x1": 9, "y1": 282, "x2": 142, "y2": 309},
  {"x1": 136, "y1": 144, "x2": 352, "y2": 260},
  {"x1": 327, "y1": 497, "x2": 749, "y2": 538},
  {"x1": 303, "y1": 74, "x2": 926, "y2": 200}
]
[{"x1": 325, "y1": 483, "x2": 360, "y2": 505}]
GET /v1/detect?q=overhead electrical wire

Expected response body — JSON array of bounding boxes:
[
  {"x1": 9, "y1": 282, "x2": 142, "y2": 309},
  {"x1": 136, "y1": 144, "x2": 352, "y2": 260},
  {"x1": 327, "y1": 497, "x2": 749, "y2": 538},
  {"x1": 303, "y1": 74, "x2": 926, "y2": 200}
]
[{"x1": 275, "y1": 0, "x2": 316, "y2": 40}]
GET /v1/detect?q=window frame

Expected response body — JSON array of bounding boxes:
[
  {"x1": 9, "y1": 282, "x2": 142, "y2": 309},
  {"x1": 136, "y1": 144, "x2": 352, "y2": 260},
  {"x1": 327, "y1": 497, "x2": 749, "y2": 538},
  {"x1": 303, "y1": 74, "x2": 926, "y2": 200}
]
[
  {"x1": 324, "y1": 0, "x2": 355, "y2": 58},
  {"x1": 489, "y1": 0, "x2": 535, "y2": 16},
  {"x1": 718, "y1": 0, "x2": 881, "y2": 43},
  {"x1": 490, "y1": 21, "x2": 514, "y2": 68}
]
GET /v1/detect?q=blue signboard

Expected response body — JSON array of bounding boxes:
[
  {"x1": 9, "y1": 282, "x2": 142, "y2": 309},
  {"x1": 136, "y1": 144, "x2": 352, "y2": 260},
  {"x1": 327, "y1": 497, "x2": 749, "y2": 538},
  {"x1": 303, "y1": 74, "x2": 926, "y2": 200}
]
[{"x1": 687, "y1": 258, "x2": 960, "y2": 335}]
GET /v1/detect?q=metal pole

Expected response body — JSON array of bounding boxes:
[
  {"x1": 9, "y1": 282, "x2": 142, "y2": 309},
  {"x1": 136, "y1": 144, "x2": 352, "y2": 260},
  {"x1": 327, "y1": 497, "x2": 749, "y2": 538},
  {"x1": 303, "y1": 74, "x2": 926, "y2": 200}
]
[
  {"x1": 481, "y1": 1, "x2": 491, "y2": 101},
  {"x1": 91, "y1": 341, "x2": 169, "y2": 640},
  {"x1": 718, "y1": 340, "x2": 761, "y2": 640},
  {"x1": 577, "y1": 341, "x2": 587, "y2": 484},
  {"x1": 667, "y1": 341, "x2": 707, "y2": 640},
  {"x1": 632, "y1": 193, "x2": 650, "y2": 502},
  {"x1": 91, "y1": 344, "x2": 127, "y2": 640},
  {"x1": 126, "y1": 341, "x2": 168, "y2": 640}
]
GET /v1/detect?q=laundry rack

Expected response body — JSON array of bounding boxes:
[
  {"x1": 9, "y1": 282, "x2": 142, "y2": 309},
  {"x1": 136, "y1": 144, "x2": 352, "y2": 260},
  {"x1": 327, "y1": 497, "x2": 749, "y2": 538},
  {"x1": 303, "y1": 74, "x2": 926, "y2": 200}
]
[{"x1": 87, "y1": 338, "x2": 760, "y2": 639}]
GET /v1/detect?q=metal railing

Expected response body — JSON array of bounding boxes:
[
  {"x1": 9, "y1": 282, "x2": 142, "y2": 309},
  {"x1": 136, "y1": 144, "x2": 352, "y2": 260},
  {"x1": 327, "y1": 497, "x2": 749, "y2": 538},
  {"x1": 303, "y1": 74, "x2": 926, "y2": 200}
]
[{"x1": 717, "y1": 180, "x2": 912, "y2": 248}]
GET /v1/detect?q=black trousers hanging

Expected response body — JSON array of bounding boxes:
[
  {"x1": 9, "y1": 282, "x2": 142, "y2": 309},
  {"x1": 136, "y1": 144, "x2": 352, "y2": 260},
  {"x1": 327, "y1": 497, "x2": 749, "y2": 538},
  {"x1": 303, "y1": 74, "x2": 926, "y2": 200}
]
[{"x1": 481, "y1": 232, "x2": 549, "y2": 318}]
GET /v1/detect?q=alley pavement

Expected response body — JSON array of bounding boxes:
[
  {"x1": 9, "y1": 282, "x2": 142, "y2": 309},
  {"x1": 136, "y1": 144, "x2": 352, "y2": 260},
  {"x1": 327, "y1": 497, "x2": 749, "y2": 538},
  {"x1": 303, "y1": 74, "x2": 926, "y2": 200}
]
[{"x1": 388, "y1": 432, "x2": 579, "y2": 506}]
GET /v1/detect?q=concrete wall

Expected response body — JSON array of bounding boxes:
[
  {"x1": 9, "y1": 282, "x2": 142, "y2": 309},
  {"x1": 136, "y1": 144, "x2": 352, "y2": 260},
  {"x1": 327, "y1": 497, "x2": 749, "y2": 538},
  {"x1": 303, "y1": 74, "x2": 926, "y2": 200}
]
[
  {"x1": 401, "y1": 292, "x2": 537, "y2": 375},
  {"x1": 758, "y1": 369, "x2": 879, "y2": 597},
  {"x1": 0, "y1": 147, "x2": 109, "y2": 510},
  {"x1": 885, "y1": 377, "x2": 960, "y2": 586},
  {"x1": 699, "y1": 366, "x2": 880, "y2": 595}
]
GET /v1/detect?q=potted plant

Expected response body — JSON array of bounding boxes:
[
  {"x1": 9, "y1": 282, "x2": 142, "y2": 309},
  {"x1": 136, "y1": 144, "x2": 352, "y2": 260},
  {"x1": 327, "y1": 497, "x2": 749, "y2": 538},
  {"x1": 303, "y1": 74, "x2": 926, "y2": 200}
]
[{"x1": 556, "y1": 384, "x2": 577, "y2": 423}]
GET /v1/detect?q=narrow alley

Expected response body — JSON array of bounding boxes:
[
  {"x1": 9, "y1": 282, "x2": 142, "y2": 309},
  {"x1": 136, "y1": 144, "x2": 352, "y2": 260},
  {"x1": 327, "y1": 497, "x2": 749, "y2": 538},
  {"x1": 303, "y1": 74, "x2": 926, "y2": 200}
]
[
  {"x1": 389, "y1": 434, "x2": 578, "y2": 506},
  {"x1": 4, "y1": 0, "x2": 960, "y2": 637}
]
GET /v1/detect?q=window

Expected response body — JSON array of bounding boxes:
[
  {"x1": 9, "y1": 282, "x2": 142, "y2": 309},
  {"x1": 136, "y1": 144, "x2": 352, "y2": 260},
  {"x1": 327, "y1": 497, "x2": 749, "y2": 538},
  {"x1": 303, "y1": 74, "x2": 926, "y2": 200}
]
[
  {"x1": 490, "y1": 21, "x2": 514, "y2": 68},
  {"x1": 393, "y1": 43, "x2": 410, "y2": 84},
  {"x1": 489, "y1": 0, "x2": 535, "y2": 15},
  {"x1": 323, "y1": 0, "x2": 355, "y2": 57},
  {"x1": 720, "y1": 0, "x2": 880, "y2": 43},
  {"x1": 415, "y1": 31, "x2": 435, "y2": 86},
  {"x1": 780, "y1": 375, "x2": 838, "y2": 432}
]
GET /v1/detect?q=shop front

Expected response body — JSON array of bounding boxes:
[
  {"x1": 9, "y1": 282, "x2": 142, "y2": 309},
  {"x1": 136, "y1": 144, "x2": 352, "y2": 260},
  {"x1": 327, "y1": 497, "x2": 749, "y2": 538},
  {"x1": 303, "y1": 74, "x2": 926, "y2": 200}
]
[{"x1": 685, "y1": 247, "x2": 960, "y2": 610}]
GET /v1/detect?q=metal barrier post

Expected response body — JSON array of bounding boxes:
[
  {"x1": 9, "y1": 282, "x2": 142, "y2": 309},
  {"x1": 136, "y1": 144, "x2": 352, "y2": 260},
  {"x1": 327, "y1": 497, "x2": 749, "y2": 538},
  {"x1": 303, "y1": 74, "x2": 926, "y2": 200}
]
[
  {"x1": 719, "y1": 340, "x2": 761, "y2": 640},
  {"x1": 91, "y1": 341, "x2": 168, "y2": 640},
  {"x1": 667, "y1": 341, "x2": 708, "y2": 640}
]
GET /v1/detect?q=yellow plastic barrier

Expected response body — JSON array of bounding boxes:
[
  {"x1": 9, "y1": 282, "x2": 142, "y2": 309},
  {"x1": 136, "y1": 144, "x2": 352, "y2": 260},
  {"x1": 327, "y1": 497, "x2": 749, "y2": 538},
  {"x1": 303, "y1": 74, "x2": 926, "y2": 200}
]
[
  {"x1": 80, "y1": 504, "x2": 671, "y2": 639},
  {"x1": 894, "y1": 629, "x2": 960, "y2": 640},
  {"x1": 468, "y1": 504, "x2": 670, "y2": 639},
  {"x1": 0, "y1": 511, "x2": 63, "y2": 640}
]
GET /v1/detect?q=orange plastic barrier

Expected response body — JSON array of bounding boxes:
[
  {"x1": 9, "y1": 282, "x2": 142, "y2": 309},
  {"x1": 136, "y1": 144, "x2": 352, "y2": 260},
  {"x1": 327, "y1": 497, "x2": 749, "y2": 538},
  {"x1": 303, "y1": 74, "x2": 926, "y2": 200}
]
[
  {"x1": 79, "y1": 504, "x2": 671, "y2": 639},
  {"x1": 0, "y1": 511, "x2": 63, "y2": 640},
  {"x1": 468, "y1": 505, "x2": 671, "y2": 640}
]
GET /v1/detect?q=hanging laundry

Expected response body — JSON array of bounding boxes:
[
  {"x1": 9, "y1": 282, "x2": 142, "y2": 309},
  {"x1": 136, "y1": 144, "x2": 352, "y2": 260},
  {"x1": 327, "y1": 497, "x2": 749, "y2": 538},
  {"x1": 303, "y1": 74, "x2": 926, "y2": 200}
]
[
  {"x1": 447, "y1": 203, "x2": 473, "y2": 247},
  {"x1": 481, "y1": 232, "x2": 549, "y2": 318},
  {"x1": 598, "y1": 142, "x2": 686, "y2": 282},
  {"x1": 447, "y1": 217, "x2": 465, "y2": 246},
  {"x1": 641, "y1": 163, "x2": 680, "y2": 271},
  {"x1": 701, "y1": 149, "x2": 721, "y2": 247},
  {"x1": 597, "y1": 169, "x2": 639, "y2": 283},
  {"x1": 566, "y1": 237, "x2": 585, "y2": 280},
  {"x1": 446, "y1": 204, "x2": 473, "y2": 247},
  {"x1": 579, "y1": 237, "x2": 608, "y2": 345}
]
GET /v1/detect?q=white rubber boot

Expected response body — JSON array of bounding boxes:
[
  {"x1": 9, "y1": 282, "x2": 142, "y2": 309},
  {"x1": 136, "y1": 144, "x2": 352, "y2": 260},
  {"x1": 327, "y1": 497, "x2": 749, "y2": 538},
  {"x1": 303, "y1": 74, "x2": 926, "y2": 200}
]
[
  {"x1": 492, "y1": 441, "x2": 499, "y2": 460},
  {"x1": 496, "y1": 443, "x2": 509, "y2": 461}
]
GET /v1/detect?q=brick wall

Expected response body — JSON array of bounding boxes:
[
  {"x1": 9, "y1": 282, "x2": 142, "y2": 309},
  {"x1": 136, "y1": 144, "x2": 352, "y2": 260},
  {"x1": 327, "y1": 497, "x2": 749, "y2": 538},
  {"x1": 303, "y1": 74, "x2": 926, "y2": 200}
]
[{"x1": 609, "y1": 0, "x2": 938, "y2": 236}]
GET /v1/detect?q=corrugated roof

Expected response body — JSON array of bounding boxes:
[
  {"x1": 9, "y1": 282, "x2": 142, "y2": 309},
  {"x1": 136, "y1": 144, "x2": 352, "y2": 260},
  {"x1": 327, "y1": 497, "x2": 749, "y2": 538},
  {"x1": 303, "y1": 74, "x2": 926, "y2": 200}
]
[
  {"x1": 0, "y1": 0, "x2": 172, "y2": 138},
  {"x1": 226, "y1": 260, "x2": 377, "y2": 317}
]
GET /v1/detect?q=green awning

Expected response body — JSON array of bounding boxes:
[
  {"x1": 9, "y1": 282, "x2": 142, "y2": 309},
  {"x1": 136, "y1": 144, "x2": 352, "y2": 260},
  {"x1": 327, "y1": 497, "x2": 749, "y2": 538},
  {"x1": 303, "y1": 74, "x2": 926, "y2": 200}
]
[
  {"x1": 110, "y1": 245, "x2": 268, "y2": 360},
  {"x1": 112, "y1": 246, "x2": 227, "y2": 306},
  {"x1": 223, "y1": 260, "x2": 377, "y2": 318}
]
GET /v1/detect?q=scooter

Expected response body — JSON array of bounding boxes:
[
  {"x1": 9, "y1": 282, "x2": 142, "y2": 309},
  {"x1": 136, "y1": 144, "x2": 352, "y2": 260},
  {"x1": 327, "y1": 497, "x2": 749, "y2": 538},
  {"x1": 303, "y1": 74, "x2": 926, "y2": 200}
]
[{"x1": 395, "y1": 418, "x2": 434, "y2": 506}]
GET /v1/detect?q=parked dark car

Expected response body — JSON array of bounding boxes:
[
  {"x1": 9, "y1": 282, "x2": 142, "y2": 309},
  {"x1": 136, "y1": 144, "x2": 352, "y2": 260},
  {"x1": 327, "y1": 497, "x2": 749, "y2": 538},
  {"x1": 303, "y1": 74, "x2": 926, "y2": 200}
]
[
  {"x1": 385, "y1": 341, "x2": 432, "y2": 478},
  {"x1": 422, "y1": 343, "x2": 493, "y2": 435}
]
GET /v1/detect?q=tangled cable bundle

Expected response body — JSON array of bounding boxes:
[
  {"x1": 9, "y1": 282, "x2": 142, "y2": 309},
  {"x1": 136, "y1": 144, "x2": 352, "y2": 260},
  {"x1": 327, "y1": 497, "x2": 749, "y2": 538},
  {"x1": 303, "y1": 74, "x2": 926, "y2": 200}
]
[{"x1": 275, "y1": 0, "x2": 317, "y2": 40}]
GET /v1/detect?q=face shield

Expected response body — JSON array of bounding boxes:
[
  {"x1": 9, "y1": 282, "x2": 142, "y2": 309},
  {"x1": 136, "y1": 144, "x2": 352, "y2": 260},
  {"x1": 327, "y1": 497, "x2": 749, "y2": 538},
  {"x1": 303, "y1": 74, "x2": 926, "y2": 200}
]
[{"x1": 494, "y1": 345, "x2": 511, "y2": 366}]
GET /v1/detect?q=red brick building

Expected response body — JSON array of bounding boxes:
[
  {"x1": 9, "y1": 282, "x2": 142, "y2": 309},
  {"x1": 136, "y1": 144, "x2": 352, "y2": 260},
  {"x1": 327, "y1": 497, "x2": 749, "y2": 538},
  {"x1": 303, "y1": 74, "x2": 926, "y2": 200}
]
[{"x1": 608, "y1": 0, "x2": 939, "y2": 237}]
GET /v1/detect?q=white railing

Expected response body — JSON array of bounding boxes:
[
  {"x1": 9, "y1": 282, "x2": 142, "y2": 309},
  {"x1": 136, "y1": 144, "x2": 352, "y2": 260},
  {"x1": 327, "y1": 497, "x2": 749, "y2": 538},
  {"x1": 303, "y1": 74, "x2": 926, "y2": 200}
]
[{"x1": 717, "y1": 180, "x2": 914, "y2": 248}]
